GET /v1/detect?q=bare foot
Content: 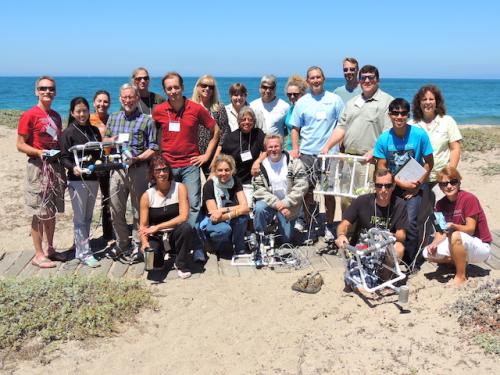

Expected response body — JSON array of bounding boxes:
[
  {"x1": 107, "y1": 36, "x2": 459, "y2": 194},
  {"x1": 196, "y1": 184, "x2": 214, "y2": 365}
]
[{"x1": 446, "y1": 276, "x2": 468, "y2": 288}]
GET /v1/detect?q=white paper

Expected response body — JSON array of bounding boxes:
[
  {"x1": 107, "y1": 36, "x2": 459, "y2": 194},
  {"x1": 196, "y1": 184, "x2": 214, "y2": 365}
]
[{"x1": 394, "y1": 157, "x2": 426, "y2": 182}]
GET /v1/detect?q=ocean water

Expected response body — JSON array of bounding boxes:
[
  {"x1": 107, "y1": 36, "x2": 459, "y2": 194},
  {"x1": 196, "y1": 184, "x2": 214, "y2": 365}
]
[{"x1": 0, "y1": 76, "x2": 499, "y2": 125}]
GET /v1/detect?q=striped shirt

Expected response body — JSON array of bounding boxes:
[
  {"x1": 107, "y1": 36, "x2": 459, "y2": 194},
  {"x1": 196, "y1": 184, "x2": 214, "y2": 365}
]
[{"x1": 105, "y1": 108, "x2": 158, "y2": 155}]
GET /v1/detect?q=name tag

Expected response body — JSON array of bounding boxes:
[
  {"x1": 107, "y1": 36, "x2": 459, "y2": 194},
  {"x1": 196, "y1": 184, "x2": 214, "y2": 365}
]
[
  {"x1": 45, "y1": 124, "x2": 57, "y2": 140},
  {"x1": 316, "y1": 111, "x2": 327, "y2": 120},
  {"x1": 169, "y1": 121, "x2": 181, "y2": 132},
  {"x1": 240, "y1": 151, "x2": 252, "y2": 162},
  {"x1": 118, "y1": 133, "x2": 130, "y2": 143}
]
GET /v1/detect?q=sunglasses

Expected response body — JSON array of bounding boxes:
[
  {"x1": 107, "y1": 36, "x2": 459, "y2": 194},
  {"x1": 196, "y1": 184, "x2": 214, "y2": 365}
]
[
  {"x1": 360, "y1": 75, "x2": 377, "y2": 82},
  {"x1": 390, "y1": 110, "x2": 409, "y2": 117},
  {"x1": 287, "y1": 92, "x2": 301, "y2": 98},
  {"x1": 154, "y1": 167, "x2": 170, "y2": 174},
  {"x1": 438, "y1": 179, "x2": 459, "y2": 188},
  {"x1": 374, "y1": 183, "x2": 394, "y2": 189},
  {"x1": 37, "y1": 86, "x2": 56, "y2": 92},
  {"x1": 134, "y1": 76, "x2": 150, "y2": 81},
  {"x1": 261, "y1": 85, "x2": 275, "y2": 91},
  {"x1": 199, "y1": 83, "x2": 214, "y2": 89},
  {"x1": 343, "y1": 67, "x2": 357, "y2": 72}
]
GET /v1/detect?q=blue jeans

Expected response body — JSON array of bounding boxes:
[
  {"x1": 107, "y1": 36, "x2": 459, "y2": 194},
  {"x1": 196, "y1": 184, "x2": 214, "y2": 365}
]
[
  {"x1": 398, "y1": 184, "x2": 426, "y2": 262},
  {"x1": 197, "y1": 215, "x2": 248, "y2": 253},
  {"x1": 253, "y1": 200, "x2": 294, "y2": 244},
  {"x1": 171, "y1": 165, "x2": 201, "y2": 228}
]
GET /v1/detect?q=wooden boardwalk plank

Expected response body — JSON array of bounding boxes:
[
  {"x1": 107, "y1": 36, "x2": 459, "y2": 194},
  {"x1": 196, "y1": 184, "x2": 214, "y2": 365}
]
[
  {"x1": 485, "y1": 254, "x2": 500, "y2": 270},
  {"x1": 4, "y1": 250, "x2": 35, "y2": 278},
  {"x1": 0, "y1": 251, "x2": 22, "y2": 276},
  {"x1": 108, "y1": 260, "x2": 130, "y2": 279},
  {"x1": 127, "y1": 262, "x2": 145, "y2": 279},
  {"x1": 92, "y1": 257, "x2": 113, "y2": 277},
  {"x1": 40, "y1": 261, "x2": 65, "y2": 278},
  {"x1": 202, "y1": 254, "x2": 220, "y2": 277},
  {"x1": 18, "y1": 262, "x2": 41, "y2": 280}
]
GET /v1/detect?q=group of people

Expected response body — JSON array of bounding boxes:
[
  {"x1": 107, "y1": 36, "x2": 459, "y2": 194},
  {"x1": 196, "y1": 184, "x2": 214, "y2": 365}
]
[{"x1": 17, "y1": 59, "x2": 492, "y2": 285}]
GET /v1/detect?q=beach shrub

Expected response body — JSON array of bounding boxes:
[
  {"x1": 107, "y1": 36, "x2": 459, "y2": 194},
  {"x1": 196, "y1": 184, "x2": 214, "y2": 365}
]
[
  {"x1": 0, "y1": 276, "x2": 156, "y2": 352},
  {"x1": 0, "y1": 110, "x2": 23, "y2": 129},
  {"x1": 461, "y1": 128, "x2": 500, "y2": 152},
  {"x1": 450, "y1": 280, "x2": 499, "y2": 354}
]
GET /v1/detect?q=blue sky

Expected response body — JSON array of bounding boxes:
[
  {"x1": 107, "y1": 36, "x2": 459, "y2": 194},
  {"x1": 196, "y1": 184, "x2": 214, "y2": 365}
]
[{"x1": 1, "y1": 0, "x2": 499, "y2": 78}]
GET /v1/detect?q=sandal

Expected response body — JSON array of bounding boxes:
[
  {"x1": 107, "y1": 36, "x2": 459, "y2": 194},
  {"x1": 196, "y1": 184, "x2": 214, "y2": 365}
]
[
  {"x1": 292, "y1": 273, "x2": 311, "y2": 292},
  {"x1": 31, "y1": 257, "x2": 57, "y2": 269},
  {"x1": 291, "y1": 272, "x2": 324, "y2": 294}
]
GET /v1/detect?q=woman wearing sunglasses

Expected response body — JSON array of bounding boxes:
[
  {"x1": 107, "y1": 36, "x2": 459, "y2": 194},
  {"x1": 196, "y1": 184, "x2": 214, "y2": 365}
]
[
  {"x1": 424, "y1": 166, "x2": 491, "y2": 286},
  {"x1": 191, "y1": 75, "x2": 230, "y2": 177},
  {"x1": 284, "y1": 75, "x2": 307, "y2": 151}
]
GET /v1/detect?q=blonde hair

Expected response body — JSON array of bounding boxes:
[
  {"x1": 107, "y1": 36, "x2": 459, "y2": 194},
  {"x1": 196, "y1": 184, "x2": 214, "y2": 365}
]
[
  {"x1": 191, "y1": 74, "x2": 221, "y2": 113},
  {"x1": 285, "y1": 74, "x2": 308, "y2": 95},
  {"x1": 211, "y1": 154, "x2": 236, "y2": 175}
]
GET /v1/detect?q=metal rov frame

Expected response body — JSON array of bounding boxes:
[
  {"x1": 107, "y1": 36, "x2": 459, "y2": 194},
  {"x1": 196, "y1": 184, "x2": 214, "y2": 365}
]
[{"x1": 315, "y1": 153, "x2": 372, "y2": 198}]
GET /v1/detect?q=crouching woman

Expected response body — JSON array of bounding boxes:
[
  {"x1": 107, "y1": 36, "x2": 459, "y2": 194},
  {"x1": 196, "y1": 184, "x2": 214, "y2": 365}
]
[
  {"x1": 424, "y1": 166, "x2": 492, "y2": 285},
  {"x1": 197, "y1": 154, "x2": 250, "y2": 255},
  {"x1": 139, "y1": 156, "x2": 192, "y2": 279}
]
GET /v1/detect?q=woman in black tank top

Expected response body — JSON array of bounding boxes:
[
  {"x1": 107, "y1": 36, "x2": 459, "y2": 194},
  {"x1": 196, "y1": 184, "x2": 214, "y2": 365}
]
[{"x1": 139, "y1": 156, "x2": 193, "y2": 279}]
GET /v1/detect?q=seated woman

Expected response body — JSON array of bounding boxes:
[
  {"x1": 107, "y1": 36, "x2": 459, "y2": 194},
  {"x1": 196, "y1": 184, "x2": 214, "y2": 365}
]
[
  {"x1": 139, "y1": 156, "x2": 192, "y2": 279},
  {"x1": 197, "y1": 154, "x2": 250, "y2": 255},
  {"x1": 424, "y1": 166, "x2": 492, "y2": 286},
  {"x1": 59, "y1": 97, "x2": 102, "y2": 267}
]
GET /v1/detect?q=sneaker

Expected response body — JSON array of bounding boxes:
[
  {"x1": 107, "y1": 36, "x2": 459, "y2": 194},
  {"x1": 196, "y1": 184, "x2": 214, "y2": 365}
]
[
  {"x1": 106, "y1": 246, "x2": 123, "y2": 260},
  {"x1": 294, "y1": 219, "x2": 305, "y2": 232},
  {"x1": 177, "y1": 269, "x2": 192, "y2": 279},
  {"x1": 193, "y1": 249, "x2": 206, "y2": 263},
  {"x1": 324, "y1": 225, "x2": 335, "y2": 242},
  {"x1": 129, "y1": 251, "x2": 144, "y2": 264},
  {"x1": 83, "y1": 255, "x2": 100, "y2": 268}
]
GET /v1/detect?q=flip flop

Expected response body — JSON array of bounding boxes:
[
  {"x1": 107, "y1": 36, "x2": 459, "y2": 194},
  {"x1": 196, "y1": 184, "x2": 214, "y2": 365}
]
[
  {"x1": 48, "y1": 252, "x2": 66, "y2": 262},
  {"x1": 32, "y1": 257, "x2": 57, "y2": 269}
]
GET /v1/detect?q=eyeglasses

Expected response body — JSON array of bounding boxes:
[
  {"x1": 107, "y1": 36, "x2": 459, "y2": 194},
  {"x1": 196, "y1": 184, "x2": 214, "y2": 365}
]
[
  {"x1": 390, "y1": 110, "x2": 409, "y2": 117},
  {"x1": 360, "y1": 75, "x2": 377, "y2": 82},
  {"x1": 134, "y1": 76, "x2": 150, "y2": 81},
  {"x1": 438, "y1": 179, "x2": 459, "y2": 188},
  {"x1": 120, "y1": 96, "x2": 136, "y2": 101},
  {"x1": 261, "y1": 85, "x2": 275, "y2": 91},
  {"x1": 374, "y1": 183, "x2": 394, "y2": 189},
  {"x1": 287, "y1": 92, "x2": 301, "y2": 98},
  {"x1": 199, "y1": 83, "x2": 214, "y2": 89},
  {"x1": 154, "y1": 167, "x2": 169, "y2": 174},
  {"x1": 37, "y1": 86, "x2": 56, "y2": 92},
  {"x1": 343, "y1": 67, "x2": 357, "y2": 72}
]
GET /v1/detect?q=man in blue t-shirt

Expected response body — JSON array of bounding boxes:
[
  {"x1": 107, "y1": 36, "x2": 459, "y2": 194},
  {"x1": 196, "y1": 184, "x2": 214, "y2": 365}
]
[
  {"x1": 289, "y1": 66, "x2": 344, "y2": 240},
  {"x1": 374, "y1": 98, "x2": 434, "y2": 264}
]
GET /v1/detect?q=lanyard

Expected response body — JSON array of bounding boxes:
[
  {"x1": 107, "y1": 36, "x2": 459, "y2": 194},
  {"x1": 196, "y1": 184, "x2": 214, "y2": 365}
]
[{"x1": 239, "y1": 130, "x2": 252, "y2": 154}]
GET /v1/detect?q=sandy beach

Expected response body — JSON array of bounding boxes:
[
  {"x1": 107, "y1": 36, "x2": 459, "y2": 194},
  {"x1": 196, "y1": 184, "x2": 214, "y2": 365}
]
[{"x1": 0, "y1": 123, "x2": 498, "y2": 374}]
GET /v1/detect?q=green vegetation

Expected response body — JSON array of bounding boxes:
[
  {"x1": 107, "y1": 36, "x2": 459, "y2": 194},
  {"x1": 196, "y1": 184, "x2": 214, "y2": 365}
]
[
  {"x1": 0, "y1": 276, "x2": 156, "y2": 353},
  {"x1": 460, "y1": 127, "x2": 500, "y2": 152},
  {"x1": 450, "y1": 280, "x2": 499, "y2": 355},
  {"x1": 0, "y1": 110, "x2": 23, "y2": 129}
]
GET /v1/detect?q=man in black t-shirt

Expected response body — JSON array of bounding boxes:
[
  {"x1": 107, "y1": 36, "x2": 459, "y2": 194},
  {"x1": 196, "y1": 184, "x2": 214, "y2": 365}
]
[{"x1": 335, "y1": 169, "x2": 408, "y2": 258}]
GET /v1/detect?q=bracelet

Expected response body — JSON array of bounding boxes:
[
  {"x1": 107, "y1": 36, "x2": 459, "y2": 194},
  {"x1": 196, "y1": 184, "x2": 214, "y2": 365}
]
[
  {"x1": 234, "y1": 209, "x2": 239, "y2": 217},
  {"x1": 228, "y1": 212, "x2": 232, "y2": 220}
]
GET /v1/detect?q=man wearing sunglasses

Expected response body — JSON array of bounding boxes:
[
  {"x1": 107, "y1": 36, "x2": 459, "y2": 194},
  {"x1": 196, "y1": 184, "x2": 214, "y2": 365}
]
[
  {"x1": 374, "y1": 98, "x2": 434, "y2": 264},
  {"x1": 131, "y1": 67, "x2": 165, "y2": 116},
  {"x1": 250, "y1": 75, "x2": 289, "y2": 136},
  {"x1": 335, "y1": 168, "x2": 407, "y2": 259},
  {"x1": 16, "y1": 76, "x2": 66, "y2": 268},
  {"x1": 321, "y1": 65, "x2": 393, "y2": 162},
  {"x1": 333, "y1": 57, "x2": 361, "y2": 104}
]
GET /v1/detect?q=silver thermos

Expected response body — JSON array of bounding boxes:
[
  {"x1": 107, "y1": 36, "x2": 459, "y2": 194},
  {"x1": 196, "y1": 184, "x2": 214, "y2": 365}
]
[{"x1": 144, "y1": 247, "x2": 155, "y2": 271}]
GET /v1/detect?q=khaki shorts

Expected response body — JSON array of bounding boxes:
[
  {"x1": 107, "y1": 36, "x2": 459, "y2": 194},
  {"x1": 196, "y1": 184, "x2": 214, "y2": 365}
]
[{"x1": 24, "y1": 158, "x2": 66, "y2": 216}]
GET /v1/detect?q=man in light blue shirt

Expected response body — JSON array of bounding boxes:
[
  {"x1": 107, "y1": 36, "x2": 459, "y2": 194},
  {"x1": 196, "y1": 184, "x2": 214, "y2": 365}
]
[
  {"x1": 290, "y1": 66, "x2": 344, "y2": 240},
  {"x1": 333, "y1": 57, "x2": 361, "y2": 104}
]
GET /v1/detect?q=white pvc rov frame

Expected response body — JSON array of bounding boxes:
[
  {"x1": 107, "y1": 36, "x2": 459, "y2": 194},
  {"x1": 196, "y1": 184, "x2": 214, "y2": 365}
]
[
  {"x1": 342, "y1": 228, "x2": 407, "y2": 295},
  {"x1": 316, "y1": 153, "x2": 372, "y2": 198}
]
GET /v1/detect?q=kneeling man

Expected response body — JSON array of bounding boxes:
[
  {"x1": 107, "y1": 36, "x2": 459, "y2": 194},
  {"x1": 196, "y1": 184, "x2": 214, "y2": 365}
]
[
  {"x1": 335, "y1": 168, "x2": 408, "y2": 259},
  {"x1": 253, "y1": 134, "x2": 308, "y2": 244}
]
